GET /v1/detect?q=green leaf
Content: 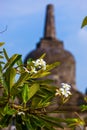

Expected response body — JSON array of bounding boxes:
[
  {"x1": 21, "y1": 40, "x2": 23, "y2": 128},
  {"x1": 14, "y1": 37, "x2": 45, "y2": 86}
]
[
  {"x1": 4, "y1": 104, "x2": 16, "y2": 115},
  {"x1": 39, "y1": 53, "x2": 46, "y2": 59},
  {"x1": 0, "y1": 55, "x2": 4, "y2": 59},
  {"x1": 30, "y1": 62, "x2": 59, "y2": 79},
  {"x1": 81, "y1": 16, "x2": 87, "y2": 28},
  {"x1": 17, "y1": 57, "x2": 23, "y2": 71},
  {"x1": 3, "y1": 54, "x2": 21, "y2": 70},
  {"x1": 27, "y1": 58, "x2": 33, "y2": 65},
  {"x1": 0, "y1": 97, "x2": 8, "y2": 107},
  {"x1": 0, "y1": 42, "x2": 4, "y2": 47},
  {"x1": 80, "y1": 105, "x2": 87, "y2": 111},
  {"x1": 16, "y1": 123, "x2": 23, "y2": 130},
  {"x1": 0, "y1": 70, "x2": 8, "y2": 93},
  {"x1": 46, "y1": 62, "x2": 60, "y2": 72},
  {"x1": 40, "y1": 115, "x2": 64, "y2": 129},
  {"x1": 31, "y1": 71, "x2": 50, "y2": 79},
  {"x1": 0, "y1": 61, "x2": 5, "y2": 65},
  {"x1": 12, "y1": 72, "x2": 29, "y2": 89},
  {"x1": 34, "y1": 79, "x2": 53, "y2": 85},
  {"x1": 22, "y1": 84, "x2": 29, "y2": 104},
  {"x1": 28, "y1": 83, "x2": 40, "y2": 100},
  {"x1": 65, "y1": 118, "x2": 85, "y2": 128},
  {"x1": 35, "y1": 116, "x2": 56, "y2": 130},
  {"x1": 32, "y1": 87, "x2": 54, "y2": 108},
  {"x1": 3, "y1": 48, "x2": 9, "y2": 61},
  {"x1": 25, "y1": 119, "x2": 35, "y2": 130},
  {"x1": 0, "y1": 114, "x2": 12, "y2": 128},
  {"x1": 30, "y1": 115, "x2": 45, "y2": 128},
  {"x1": 4, "y1": 68, "x2": 16, "y2": 93}
]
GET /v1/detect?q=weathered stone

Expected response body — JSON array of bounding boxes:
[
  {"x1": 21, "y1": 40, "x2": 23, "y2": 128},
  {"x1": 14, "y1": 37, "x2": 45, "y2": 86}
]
[{"x1": 44, "y1": 4, "x2": 56, "y2": 39}]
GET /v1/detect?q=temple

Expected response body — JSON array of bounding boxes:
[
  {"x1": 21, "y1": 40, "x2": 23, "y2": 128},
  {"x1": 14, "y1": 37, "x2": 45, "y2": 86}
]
[
  {"x1": 24, "y1": 4, "x2": 76, "y2": 89},
  {"x1": 24, "y1": 4, "x2": 87, "y2": 130}
]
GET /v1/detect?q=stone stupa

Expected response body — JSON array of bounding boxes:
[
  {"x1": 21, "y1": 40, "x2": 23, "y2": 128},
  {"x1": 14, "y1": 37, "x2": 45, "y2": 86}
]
[
  {"x1": 24, "y1": 4, "x2": 76, "y2": 89},
  {"x1": 24, "y1": 4, "x2": 87, "y2": 130}
]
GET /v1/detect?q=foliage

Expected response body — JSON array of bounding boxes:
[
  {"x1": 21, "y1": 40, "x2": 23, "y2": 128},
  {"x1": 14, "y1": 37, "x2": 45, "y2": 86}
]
[
  {"x1": 80, "y1": 96, "x2": 87, "y2": 111},
  {"x1": 0, "y1": 43, "x2": 86, "y2": 130}
]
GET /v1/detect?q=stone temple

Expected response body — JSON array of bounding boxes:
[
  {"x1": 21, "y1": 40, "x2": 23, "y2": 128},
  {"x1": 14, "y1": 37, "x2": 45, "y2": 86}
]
[
  {"x1": 24, "y1": 4, "x2": 87, "y2": 130},
  {"x1": 24, "y1": 4, "x2": 76, "y2": 89}
]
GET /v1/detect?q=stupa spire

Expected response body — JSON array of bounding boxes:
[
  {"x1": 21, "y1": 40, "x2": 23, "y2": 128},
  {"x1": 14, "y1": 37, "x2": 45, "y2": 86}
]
[{"x1": 44, "y1": 4, "x2": 56, "y2": 39}]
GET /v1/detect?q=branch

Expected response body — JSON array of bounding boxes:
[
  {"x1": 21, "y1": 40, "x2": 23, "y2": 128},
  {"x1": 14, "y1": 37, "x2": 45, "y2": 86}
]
[{"x1": 0, "y1": 25, "x2": 8, "y2": 34}]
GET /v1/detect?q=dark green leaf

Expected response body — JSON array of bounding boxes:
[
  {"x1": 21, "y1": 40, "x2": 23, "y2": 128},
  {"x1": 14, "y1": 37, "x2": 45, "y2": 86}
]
[
  {"x1": 0, "y1": 71, "x2": 8, "y2": 93},
  {"x1": 4, "y1": 68, "x2": 16, "y2": 93},
  {"x1": 81, "y1": 16, "x2": 87, "y2": 28},
  {"x1": 12, "y1": 72, "x2": 29, "y2": 89},
  {"x1": 25, "y1": 119, "x2": 36, "y2": 130},
  {"x1": 0, "y1": 55, "x2": 4, "y2": 59},
  {"x1": 3, "y1": 54, "x2": 21, "y2": 70},
  {"x1": 3, "y1": 48, "x2": 9, "y2": 61},
  {"x1": 0, "y1": 61, "x2": 5, "y2": 65},
  {"x1": 0, "y1": 42, "x2": 4, "y2": 47},
  {"x1": 0, "y1": 115, "x2": 12, "y2": 128},
  {"x1": 80, "y1": 105, "x2": 87, "y2": 111}
]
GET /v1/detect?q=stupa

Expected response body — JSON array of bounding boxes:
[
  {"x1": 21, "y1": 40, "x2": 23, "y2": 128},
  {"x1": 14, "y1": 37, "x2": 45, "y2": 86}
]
[
  {"x1": 24, "y1": 4, "x2": 76, "y2": 89},
  {"x1": 24, "y1": 4, "x2": 87, "y2": 129}
]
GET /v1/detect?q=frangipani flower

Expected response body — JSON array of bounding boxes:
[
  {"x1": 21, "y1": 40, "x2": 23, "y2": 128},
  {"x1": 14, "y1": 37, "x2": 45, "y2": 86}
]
[
  {"x1": 55, "y1": 89, "x2": 61, "y2": 96},
  {"x1": 61, "y1": 83, "x2": 71, "y2": 90},
  {"x1": 33, "y1": 59, "x2": 46, "y2": 70},
  {"x1": 23, "y1": 58, "x2": 46, "y2": 74},
  {"x1": 55, "y1": 83, "x2": 71, "y2": 98},
  {"x1": 59, "y1": 87, "x2": 71, "y2": 97}
]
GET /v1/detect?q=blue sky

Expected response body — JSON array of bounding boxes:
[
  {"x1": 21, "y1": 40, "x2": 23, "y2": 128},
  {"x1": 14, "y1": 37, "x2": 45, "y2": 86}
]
[{"x1": 0, "y1": 0, "x2": 87, "y2": 93}]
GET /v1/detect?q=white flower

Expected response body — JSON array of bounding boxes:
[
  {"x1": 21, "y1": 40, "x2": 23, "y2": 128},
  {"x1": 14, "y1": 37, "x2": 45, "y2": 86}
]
[
  {"x1": 55, "y1": 89, "x2": 63, "y2": 96},
  {"x1": 18, "y1": 111, "x2": 25, "y2": 115},
  {"x1": 61, "y1": 83, "x2": 71, "y2": 90},
  {"x1": 55, "y1": 83, "x2": 71, "y2": 98},
  {"x1": 59, "y1": 88, "x2": 71, "y2": 97},
  {"x1": 34, "y1": 59, "x2": 46, "y2": 70},
  {"x1": 59, "y1": 83, "x2": 71, "y2": 97},
  {"x1": 55, "y1": 89, "x2": 60, "y2": 96}
]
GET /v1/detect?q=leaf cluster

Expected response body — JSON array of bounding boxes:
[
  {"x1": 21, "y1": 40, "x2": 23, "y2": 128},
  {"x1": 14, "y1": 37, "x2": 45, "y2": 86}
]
[
  {"x1": 0, "y1": 43, "x2": 64, "y2": 130},
  {"x1": 0, "y1": 43, "x2": 86, "y2": 130}
]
